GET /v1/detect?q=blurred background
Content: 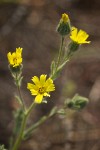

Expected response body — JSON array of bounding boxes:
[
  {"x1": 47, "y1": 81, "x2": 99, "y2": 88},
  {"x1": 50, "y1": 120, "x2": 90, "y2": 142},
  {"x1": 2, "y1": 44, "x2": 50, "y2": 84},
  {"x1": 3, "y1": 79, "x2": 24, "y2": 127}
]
[{"x1": 0, "y1": 0, "x2": 100, "y2": 150}]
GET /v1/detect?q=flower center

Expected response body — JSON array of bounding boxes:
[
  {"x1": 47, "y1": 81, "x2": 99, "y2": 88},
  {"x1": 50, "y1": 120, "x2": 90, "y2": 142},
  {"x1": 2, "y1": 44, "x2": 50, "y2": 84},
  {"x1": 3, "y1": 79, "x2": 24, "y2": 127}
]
[
  {"x1": 13, "y1": 57, "x2": 17, "y2": 64},
  {"x1": 38, "y1": 87, "x2": 45, "y2": 94}
]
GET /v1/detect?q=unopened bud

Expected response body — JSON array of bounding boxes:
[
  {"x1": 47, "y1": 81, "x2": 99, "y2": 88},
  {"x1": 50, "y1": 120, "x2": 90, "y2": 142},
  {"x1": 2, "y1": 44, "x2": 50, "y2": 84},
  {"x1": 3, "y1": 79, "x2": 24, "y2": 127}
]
[
  {"x1": 57, "y1": 13, "x2": 71, "y2": 36},
  {"x1": 67, "y1": 94, "x2": 89, "y2": 110}
]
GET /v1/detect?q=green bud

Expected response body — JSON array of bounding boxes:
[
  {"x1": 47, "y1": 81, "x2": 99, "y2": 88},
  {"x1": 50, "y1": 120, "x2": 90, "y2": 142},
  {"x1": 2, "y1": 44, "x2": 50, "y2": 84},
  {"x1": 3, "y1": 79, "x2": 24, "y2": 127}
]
[
  {"x1": 57, "y1": 22, "x2": 71, "y2": 36},
  {"x1": 56, "y1": 13, "x2": 71, "y2": 36},
  {"x1": 67, "y1": 94, "x2": 89, "y2": 110},
  {"x1": 67, "y1": 42, "x2": 79, "y2": 56}
]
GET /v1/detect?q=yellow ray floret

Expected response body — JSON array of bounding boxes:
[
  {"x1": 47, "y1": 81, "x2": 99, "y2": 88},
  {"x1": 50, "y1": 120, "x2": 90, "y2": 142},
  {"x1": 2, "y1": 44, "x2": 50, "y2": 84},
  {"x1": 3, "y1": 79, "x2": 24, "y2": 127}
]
[
  {"x1": 27, "y1": 74, "x2": 55, "y2": 104},
  {"x1": 61, "y1": 13, "x2": 69, "y2": 23},
  {"x1": 7, "y1": 47, "x2": 23, "y2": 67},
  {"x1": 70, "y1": 27, "x2": 91, "y2": 44}
]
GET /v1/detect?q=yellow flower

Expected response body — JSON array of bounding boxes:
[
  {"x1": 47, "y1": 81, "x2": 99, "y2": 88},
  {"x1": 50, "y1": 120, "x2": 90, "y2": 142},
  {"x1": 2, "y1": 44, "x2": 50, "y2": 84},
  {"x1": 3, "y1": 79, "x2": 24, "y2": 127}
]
[
  {"x1": 61, "y1": 13, "x2": 69, "y2": 23},
  {"x1": 70, "y1": 27, "x2": 91, "y2": 44},
  {"x1": 7, "y1": 47, "x2": 23, "y2": 67},
  {"x1": 27, "y1": 74, "x2": 55, "y2": 104}
]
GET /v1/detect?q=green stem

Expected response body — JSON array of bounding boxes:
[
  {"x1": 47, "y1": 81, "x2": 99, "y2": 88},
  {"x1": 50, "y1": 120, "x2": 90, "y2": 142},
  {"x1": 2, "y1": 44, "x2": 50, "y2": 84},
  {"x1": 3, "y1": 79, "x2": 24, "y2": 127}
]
[
  {"x1": 12, "y1": 102, "x2": 36, "y2": 150},
  {"x1": 23, "y1": 116, "x2": 47, "y2": 140},
  {"x1": 17, "y1": 85, "x2": 26, "y2": 111},
  {"x1": 26, "y1": 102, "x2": 36, "y2": 117},
  {"x1": 12, "y1": 113, "x2": 27, "y2": 150},
  {"x1": 15, "y1": 72, "x2": 26, "y2": 111},
  {"x1": 23, "y1": 106, "x2": 58, "y2": 140},
  {"x1": 50, "y1": 36, "x2": 65, "y2": 80},
  {"x1": 56, "y1": 36, "x2": 64, "y2": 69}
]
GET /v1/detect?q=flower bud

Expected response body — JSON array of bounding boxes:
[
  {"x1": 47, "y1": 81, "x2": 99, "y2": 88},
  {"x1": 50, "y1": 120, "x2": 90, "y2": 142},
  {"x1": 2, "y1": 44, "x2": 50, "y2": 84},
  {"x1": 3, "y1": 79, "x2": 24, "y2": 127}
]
[
  {"x1": 68, "y1": 41, "x2": 79, "y2": 55},
  {"x1": 57, "y1": 13, "x2": 71, "y2": 36},
  {"x1": 67, "y1": 94, "x2": 89, "y2": 110}
]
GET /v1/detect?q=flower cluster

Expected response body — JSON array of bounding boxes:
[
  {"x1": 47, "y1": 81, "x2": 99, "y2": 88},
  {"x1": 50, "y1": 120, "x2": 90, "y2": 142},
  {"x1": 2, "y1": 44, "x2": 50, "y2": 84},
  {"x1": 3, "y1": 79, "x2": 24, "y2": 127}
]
[
  {"x1": 57, "y1": 13, "x2": 90, "y2": 56},
  {"x1": 7, "y1": 13, "x2": 90, "y2": 104},
  {"x1": 58, "y1": 13, "x2": 90, "y2": 45},
  {"x1": 7, "y1": 48, "x2": 55, "y2": 104},
  {"x1": 6, "y1": 13, "x2": 90, "y2": 150}
]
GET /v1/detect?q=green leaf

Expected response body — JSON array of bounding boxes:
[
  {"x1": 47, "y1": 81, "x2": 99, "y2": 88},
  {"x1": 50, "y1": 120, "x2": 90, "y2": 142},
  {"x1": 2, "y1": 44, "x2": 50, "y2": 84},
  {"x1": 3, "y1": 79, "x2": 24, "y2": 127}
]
[
  {"x1": 48, "y1": 106, "x2": 58, "y2": 117},
  {"x1": 15, "y1": 95, "x2": 23, "y2": 106},
  {"x1": 58, "y1": 59, "x2": 69, "y2": 71},
  {"x1": 57, "y1": 108, "x2": 66, "y2": 115},
  {"x1": 13, "y1": 108, "x2": 24, "y2": 135},
  {"x1": 18, "y1": 76, "x2": 23, "y2": 87},
  {"x1": 50, "y1": 61, "x2": 56, "y2": 75}
]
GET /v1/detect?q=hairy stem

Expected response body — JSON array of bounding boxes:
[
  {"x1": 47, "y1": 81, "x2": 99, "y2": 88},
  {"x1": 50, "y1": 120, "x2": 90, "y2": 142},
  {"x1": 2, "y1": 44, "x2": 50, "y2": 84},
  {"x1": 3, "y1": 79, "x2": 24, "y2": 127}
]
[
  {"x1": 12, "y1": 113, "x2": 27, "y2": 150},
  {"x1": 17, "y1": 85, "x2": 26, "y2": 111},
  {"x1": 56, "y1": 36, "x2": 64, "y2": 69},
  {"x1": 12, "y1": 102, "x2": 36, "y2": 150}
]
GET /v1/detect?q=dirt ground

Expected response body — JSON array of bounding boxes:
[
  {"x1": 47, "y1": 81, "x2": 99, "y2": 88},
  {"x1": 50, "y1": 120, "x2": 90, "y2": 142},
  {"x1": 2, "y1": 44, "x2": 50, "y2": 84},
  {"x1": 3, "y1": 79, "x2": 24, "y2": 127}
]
[{"x1": 0, "y1": 0, "x2": 100, "y2": 150}]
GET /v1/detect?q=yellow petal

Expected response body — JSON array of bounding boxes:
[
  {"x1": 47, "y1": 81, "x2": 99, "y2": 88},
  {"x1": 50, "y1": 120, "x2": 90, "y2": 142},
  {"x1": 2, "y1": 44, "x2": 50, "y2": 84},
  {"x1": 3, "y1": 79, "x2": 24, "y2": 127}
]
[
  {"x1": 46, "y1": 84, "x2": 55, "y2": 92},
  {"x1": 7, "y1": 52, "x2": 12, "y2": 60},
  {"x1": 40, "y1": 74, "x2": 47, "y2": 85},
  {"x1": 32, "y1": 76, "x2": 40, "y2": 85},
  {"x1": 12, "y1": 52, "x2": 16, "y2": 58},
  {"x1": 45, "y1": 78, "x2": 53, "y2": 86},
  {"x1": 43, "y1": 92, "x2": 50, "y2": 97},
  {"x1": 27, "y1": 83, "x2": 35, "y2": 89},
  {"x1": 70, "y1": 27, "x2": 90, "y2": 44},
  {"x1": 7, "y1": 52, "x2": 14, "y2": 65},
  {"x1": 70, "y1": 27, "x2": 78, "y2": 41},
  {"x1": 34, "y1": 94, "x2": 43, "y2": 103},
  {"x1": 17, "y1": 58, "x2": 22, "y2": 64},
  {"x1": 30, "y1": 89, "x2": 38, "y2": 95},
  {"x1": 62, "y1": 13, "x2": 69, "y2": 23},
  {"x1": 16, "y1": 47, "x2": 23, "y2": 54}
]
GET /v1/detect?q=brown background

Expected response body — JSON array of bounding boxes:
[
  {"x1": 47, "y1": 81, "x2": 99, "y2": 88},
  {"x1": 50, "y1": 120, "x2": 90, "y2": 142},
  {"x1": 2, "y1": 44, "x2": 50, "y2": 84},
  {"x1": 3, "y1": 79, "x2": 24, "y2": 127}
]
[{"x1": 0, "y1": 0, "x2": 100, "y2": 150}]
